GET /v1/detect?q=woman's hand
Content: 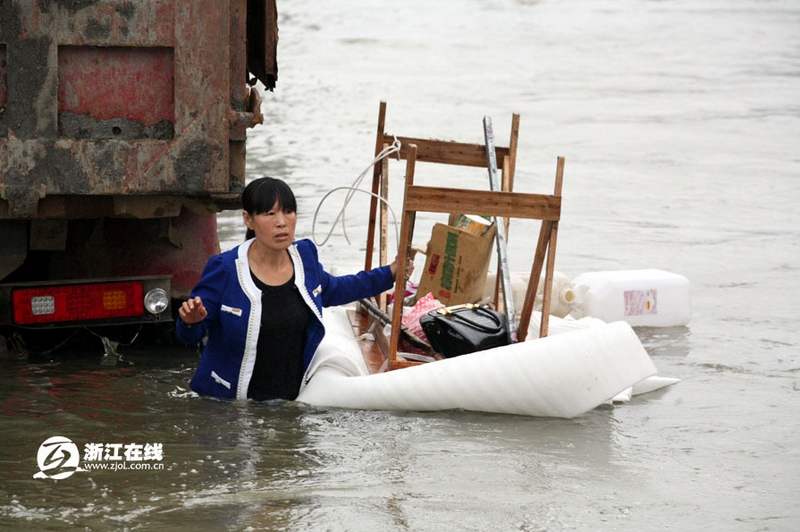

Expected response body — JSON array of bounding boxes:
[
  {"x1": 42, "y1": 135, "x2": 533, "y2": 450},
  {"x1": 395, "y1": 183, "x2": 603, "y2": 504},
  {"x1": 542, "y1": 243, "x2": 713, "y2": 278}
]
[
  {"x1": 390, "y1": 249, "x2": 417, "y2": 280},
  {"x1": 179, "y1": 296, "x2": 208, "y2": 325}
]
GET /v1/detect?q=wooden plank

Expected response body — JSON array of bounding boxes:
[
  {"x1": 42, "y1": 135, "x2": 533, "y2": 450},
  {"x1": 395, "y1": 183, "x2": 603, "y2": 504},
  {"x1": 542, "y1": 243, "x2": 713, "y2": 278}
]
[
  {"x1": 507, "y1": 114, "x2": 520, "y2": 191},
  {"x1": 539, "y1": 223, "x2": 559, "y2": 338},
  {"x1": 383, "y1": 134, "x2": 509, "y2": 167},
  {"x1": 501, "y1": 155, "x2": 513, "y2": 232},
  {"x1": 501, "y1": 112, "x2": 520, "y2": 233},
  {"x1": 364, "y1": 101, "x2": 387, "y2": 271},
  {"x1": 388, "y1": 144, "x2": 417, "y2": 369},
  {"x1": 405, "y1": 186, "x2": 561, "y2": 221},
  {"x1": 518, "y1": 157, "x2": 565, "y2": 341},
  {"x1": 538, "y1": 157, "x2": 565, "y2": 338},
  {"x1": 554, "y1": 156, "x2": 565, "y2": 196},
  {"x1": 378, "y1": 147, "x2": 390, "y2": 311},
  {"x1": 517, "y1": 221, "x2": 551, "y2": 341}
]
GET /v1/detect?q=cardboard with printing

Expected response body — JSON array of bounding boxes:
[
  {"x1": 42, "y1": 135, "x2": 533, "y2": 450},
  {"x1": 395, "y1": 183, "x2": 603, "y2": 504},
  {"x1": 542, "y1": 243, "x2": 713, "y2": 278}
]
[{"x1": 416, "y1": 221, "x2": 496, "y2": 306}]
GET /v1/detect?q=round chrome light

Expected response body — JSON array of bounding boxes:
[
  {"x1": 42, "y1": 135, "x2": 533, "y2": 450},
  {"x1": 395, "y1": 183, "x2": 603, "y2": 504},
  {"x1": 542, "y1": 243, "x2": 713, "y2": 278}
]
[{"x1": 144, "y1": 288, "x2": 169, "y2": 315}]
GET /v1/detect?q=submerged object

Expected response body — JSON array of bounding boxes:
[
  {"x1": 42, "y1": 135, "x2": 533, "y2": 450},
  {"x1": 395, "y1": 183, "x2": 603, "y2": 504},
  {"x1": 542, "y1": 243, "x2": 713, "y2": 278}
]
[
  {"x1": 297, "y1": 307, "x2": 673, "y2": 418},
  {"x1": 571, "y1": 269, "x2": 691, "y2": 327}
]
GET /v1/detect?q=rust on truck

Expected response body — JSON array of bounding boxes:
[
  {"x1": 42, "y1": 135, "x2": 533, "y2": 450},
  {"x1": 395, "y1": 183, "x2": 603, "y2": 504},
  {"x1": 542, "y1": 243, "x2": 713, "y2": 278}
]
[{"x1": 0, "y1": 0, "x2": 278, "y2": 315}]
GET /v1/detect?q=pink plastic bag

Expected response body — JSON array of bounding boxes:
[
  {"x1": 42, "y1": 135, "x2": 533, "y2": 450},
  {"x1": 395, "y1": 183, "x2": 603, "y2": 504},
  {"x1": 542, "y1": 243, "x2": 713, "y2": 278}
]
[{"x1": 402, "y1": 292, "x2": 444, "y2": 342}]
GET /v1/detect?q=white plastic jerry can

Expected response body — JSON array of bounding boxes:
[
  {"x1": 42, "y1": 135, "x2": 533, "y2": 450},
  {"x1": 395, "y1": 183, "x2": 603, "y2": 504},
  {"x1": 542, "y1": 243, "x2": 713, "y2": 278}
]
[
  {"x1": 482, "y1": 271, "x2": 576, "y2": 318},
  {"x1": 570, "y1": 269, "x2": 691, "y2": 327}
]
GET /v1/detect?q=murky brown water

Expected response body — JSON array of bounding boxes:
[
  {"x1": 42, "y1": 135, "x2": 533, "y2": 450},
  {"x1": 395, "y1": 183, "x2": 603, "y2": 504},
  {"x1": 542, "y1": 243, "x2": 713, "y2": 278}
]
[{"x1": 2, "y1": 0, "x2": 799, "y2": 530}]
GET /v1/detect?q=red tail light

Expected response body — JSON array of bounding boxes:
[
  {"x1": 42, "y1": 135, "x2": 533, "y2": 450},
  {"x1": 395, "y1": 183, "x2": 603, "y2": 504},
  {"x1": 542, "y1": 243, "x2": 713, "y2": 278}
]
[{"x1": 12, "y1": 282, "x2": 144, "y2": 325}]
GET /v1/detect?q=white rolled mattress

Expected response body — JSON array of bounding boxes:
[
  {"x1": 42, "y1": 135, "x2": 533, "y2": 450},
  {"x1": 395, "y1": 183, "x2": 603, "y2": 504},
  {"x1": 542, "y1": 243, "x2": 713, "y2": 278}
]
[{"x1": 297, "y1": 307, "x2": 674, "y2": 418}]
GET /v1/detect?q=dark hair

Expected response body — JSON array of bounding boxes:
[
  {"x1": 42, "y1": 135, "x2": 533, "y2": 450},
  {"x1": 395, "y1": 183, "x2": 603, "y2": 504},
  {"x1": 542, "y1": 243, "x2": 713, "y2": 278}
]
[{"x1": 242, "y1": 177, "x2": 297, "y2": 240}]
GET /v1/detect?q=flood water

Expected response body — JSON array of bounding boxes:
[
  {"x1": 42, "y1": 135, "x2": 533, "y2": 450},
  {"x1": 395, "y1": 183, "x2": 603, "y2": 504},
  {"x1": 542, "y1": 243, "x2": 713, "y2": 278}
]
[{"x1": 2, "y1": 0, "x2": 799, "y2": 530}]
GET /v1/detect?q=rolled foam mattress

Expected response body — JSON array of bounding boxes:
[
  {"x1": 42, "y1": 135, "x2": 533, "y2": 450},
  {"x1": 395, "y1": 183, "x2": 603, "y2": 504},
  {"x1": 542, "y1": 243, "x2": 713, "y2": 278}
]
[{"x1": 297, "y1": 307, "x2": 660, "y2": 418}]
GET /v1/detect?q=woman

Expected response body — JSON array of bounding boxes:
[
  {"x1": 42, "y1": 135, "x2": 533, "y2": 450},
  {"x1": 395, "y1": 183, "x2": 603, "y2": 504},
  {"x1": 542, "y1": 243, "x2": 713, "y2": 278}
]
[{"x1": 176, "y1": 177, "x2": 406, "y2": 401}]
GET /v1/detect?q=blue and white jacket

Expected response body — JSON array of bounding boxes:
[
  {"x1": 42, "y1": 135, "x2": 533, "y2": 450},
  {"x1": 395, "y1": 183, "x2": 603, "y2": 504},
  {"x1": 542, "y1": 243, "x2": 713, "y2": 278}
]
[{"x1": 176, "y1": 238, "x2": 394, "y2": 400}]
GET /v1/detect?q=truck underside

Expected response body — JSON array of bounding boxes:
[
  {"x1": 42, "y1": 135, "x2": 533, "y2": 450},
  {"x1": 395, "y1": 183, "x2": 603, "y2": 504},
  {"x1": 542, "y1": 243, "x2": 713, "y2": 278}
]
[{"x1": 0, "y1": 0, "x2": 277, "y2": 332}]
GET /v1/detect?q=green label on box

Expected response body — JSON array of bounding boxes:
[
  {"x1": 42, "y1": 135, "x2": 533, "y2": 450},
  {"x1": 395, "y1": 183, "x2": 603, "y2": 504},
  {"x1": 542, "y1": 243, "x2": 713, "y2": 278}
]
[{"x1": 441, "y1": 231, "x2": 458, "y2": 290}]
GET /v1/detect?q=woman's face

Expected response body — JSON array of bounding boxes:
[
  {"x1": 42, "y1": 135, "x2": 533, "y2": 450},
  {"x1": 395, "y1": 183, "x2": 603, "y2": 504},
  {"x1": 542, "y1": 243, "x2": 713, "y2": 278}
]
[{"x1": 244, "y1": 200, "x2": 297, "y2": 252}]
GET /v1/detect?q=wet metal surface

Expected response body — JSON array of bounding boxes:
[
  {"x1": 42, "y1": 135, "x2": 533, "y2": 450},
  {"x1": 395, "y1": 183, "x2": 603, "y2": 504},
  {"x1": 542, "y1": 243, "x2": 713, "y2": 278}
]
[
  {"x1": 57, "y1": 46, "x2": 175, "y2": 131},
  {"x1": 0, "y1": 0, "x2": 232, "y2": 218}
]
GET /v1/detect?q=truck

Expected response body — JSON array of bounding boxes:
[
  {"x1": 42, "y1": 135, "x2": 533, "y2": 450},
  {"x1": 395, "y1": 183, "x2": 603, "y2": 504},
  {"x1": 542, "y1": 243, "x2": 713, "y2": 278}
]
[{"x1": 0, "y1": 0, "x2": 277, "y2": 344}]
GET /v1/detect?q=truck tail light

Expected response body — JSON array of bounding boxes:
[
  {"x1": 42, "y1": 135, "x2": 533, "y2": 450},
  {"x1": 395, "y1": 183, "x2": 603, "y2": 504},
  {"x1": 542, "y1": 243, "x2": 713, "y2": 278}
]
[{"x1": 12, "y1": 282, "x2": 145, "y2": 325}]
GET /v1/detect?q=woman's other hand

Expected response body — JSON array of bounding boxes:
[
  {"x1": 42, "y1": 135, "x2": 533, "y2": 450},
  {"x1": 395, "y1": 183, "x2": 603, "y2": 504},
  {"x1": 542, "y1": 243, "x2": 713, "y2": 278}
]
[{"x1": 179, "y1": 296, "x2": 208, "y2": 325}]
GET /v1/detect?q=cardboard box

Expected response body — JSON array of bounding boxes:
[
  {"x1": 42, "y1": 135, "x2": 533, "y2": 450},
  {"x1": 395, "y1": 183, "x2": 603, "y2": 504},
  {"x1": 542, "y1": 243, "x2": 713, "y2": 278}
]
[
  {"x1": 416, "y1": 221, "x2": 496, "y2": 306},
  {"x1": 451, "y1": 214, "x2": 493, "y2": 237}
]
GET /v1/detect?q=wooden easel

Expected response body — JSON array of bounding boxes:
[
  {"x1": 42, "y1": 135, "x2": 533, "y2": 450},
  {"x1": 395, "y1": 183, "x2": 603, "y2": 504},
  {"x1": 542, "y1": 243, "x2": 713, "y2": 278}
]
[
  {"x1": 361, "y1": 102, "x2": 564, "y2": 370},
  {"x1": 387, "y1": 153, "x2": 565, "y2": 368},
  {"x1": 364, "y1": 101, "x2": 521, "y2": 310}
]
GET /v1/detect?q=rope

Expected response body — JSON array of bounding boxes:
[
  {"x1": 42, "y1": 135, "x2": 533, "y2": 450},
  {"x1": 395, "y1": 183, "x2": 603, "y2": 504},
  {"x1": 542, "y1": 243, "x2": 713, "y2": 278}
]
[{"x1": 312, "y1": 138, "x2": 402, "y2": 251}]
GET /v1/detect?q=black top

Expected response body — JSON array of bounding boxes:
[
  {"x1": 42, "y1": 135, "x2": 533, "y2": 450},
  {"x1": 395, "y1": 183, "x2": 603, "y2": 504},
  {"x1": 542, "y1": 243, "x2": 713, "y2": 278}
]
[{"x1": 247, "y1": 270, "x2": 311, "y2": 401}]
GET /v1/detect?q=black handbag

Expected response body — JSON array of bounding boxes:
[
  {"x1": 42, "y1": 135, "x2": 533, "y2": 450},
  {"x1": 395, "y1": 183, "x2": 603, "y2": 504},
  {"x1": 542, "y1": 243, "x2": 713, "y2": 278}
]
[{"x1": 419, "y1": 304, "x2": 509, "y2": 358}]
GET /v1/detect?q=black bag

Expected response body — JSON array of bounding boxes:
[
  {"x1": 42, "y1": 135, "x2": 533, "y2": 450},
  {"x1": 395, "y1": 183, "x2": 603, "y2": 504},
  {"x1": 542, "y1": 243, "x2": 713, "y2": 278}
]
[{"x1": 419, "y1": 304, "x2": 509, "y2": 358}]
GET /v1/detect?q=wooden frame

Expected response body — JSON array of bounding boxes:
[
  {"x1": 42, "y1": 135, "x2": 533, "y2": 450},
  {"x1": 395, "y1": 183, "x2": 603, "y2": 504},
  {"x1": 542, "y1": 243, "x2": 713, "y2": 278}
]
[
  {"x1": 359, "y1": 101, "x2": 563, "y2": 370},
  {"x1": 364, "y1": 101, "x2": 520, "y2": 295},
  {"x1": 387, "y1": 151, "x2": 565, "y2": 368}
]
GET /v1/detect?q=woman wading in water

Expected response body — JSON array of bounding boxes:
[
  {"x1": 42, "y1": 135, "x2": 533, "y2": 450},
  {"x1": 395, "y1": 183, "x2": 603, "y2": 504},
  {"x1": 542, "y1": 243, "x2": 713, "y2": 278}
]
[{"x1": 177, "y1": 177, "x2": 409, "y2": 400}]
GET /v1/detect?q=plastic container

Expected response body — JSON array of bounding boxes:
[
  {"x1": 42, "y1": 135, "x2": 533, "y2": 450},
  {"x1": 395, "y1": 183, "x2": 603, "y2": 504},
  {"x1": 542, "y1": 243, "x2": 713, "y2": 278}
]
[
  {"x1": 570, "y1": 269, "x2": 690, "y2": 327},
  {"x1": 482, "y1": 270, "x2": 576, "y2": 318}
]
